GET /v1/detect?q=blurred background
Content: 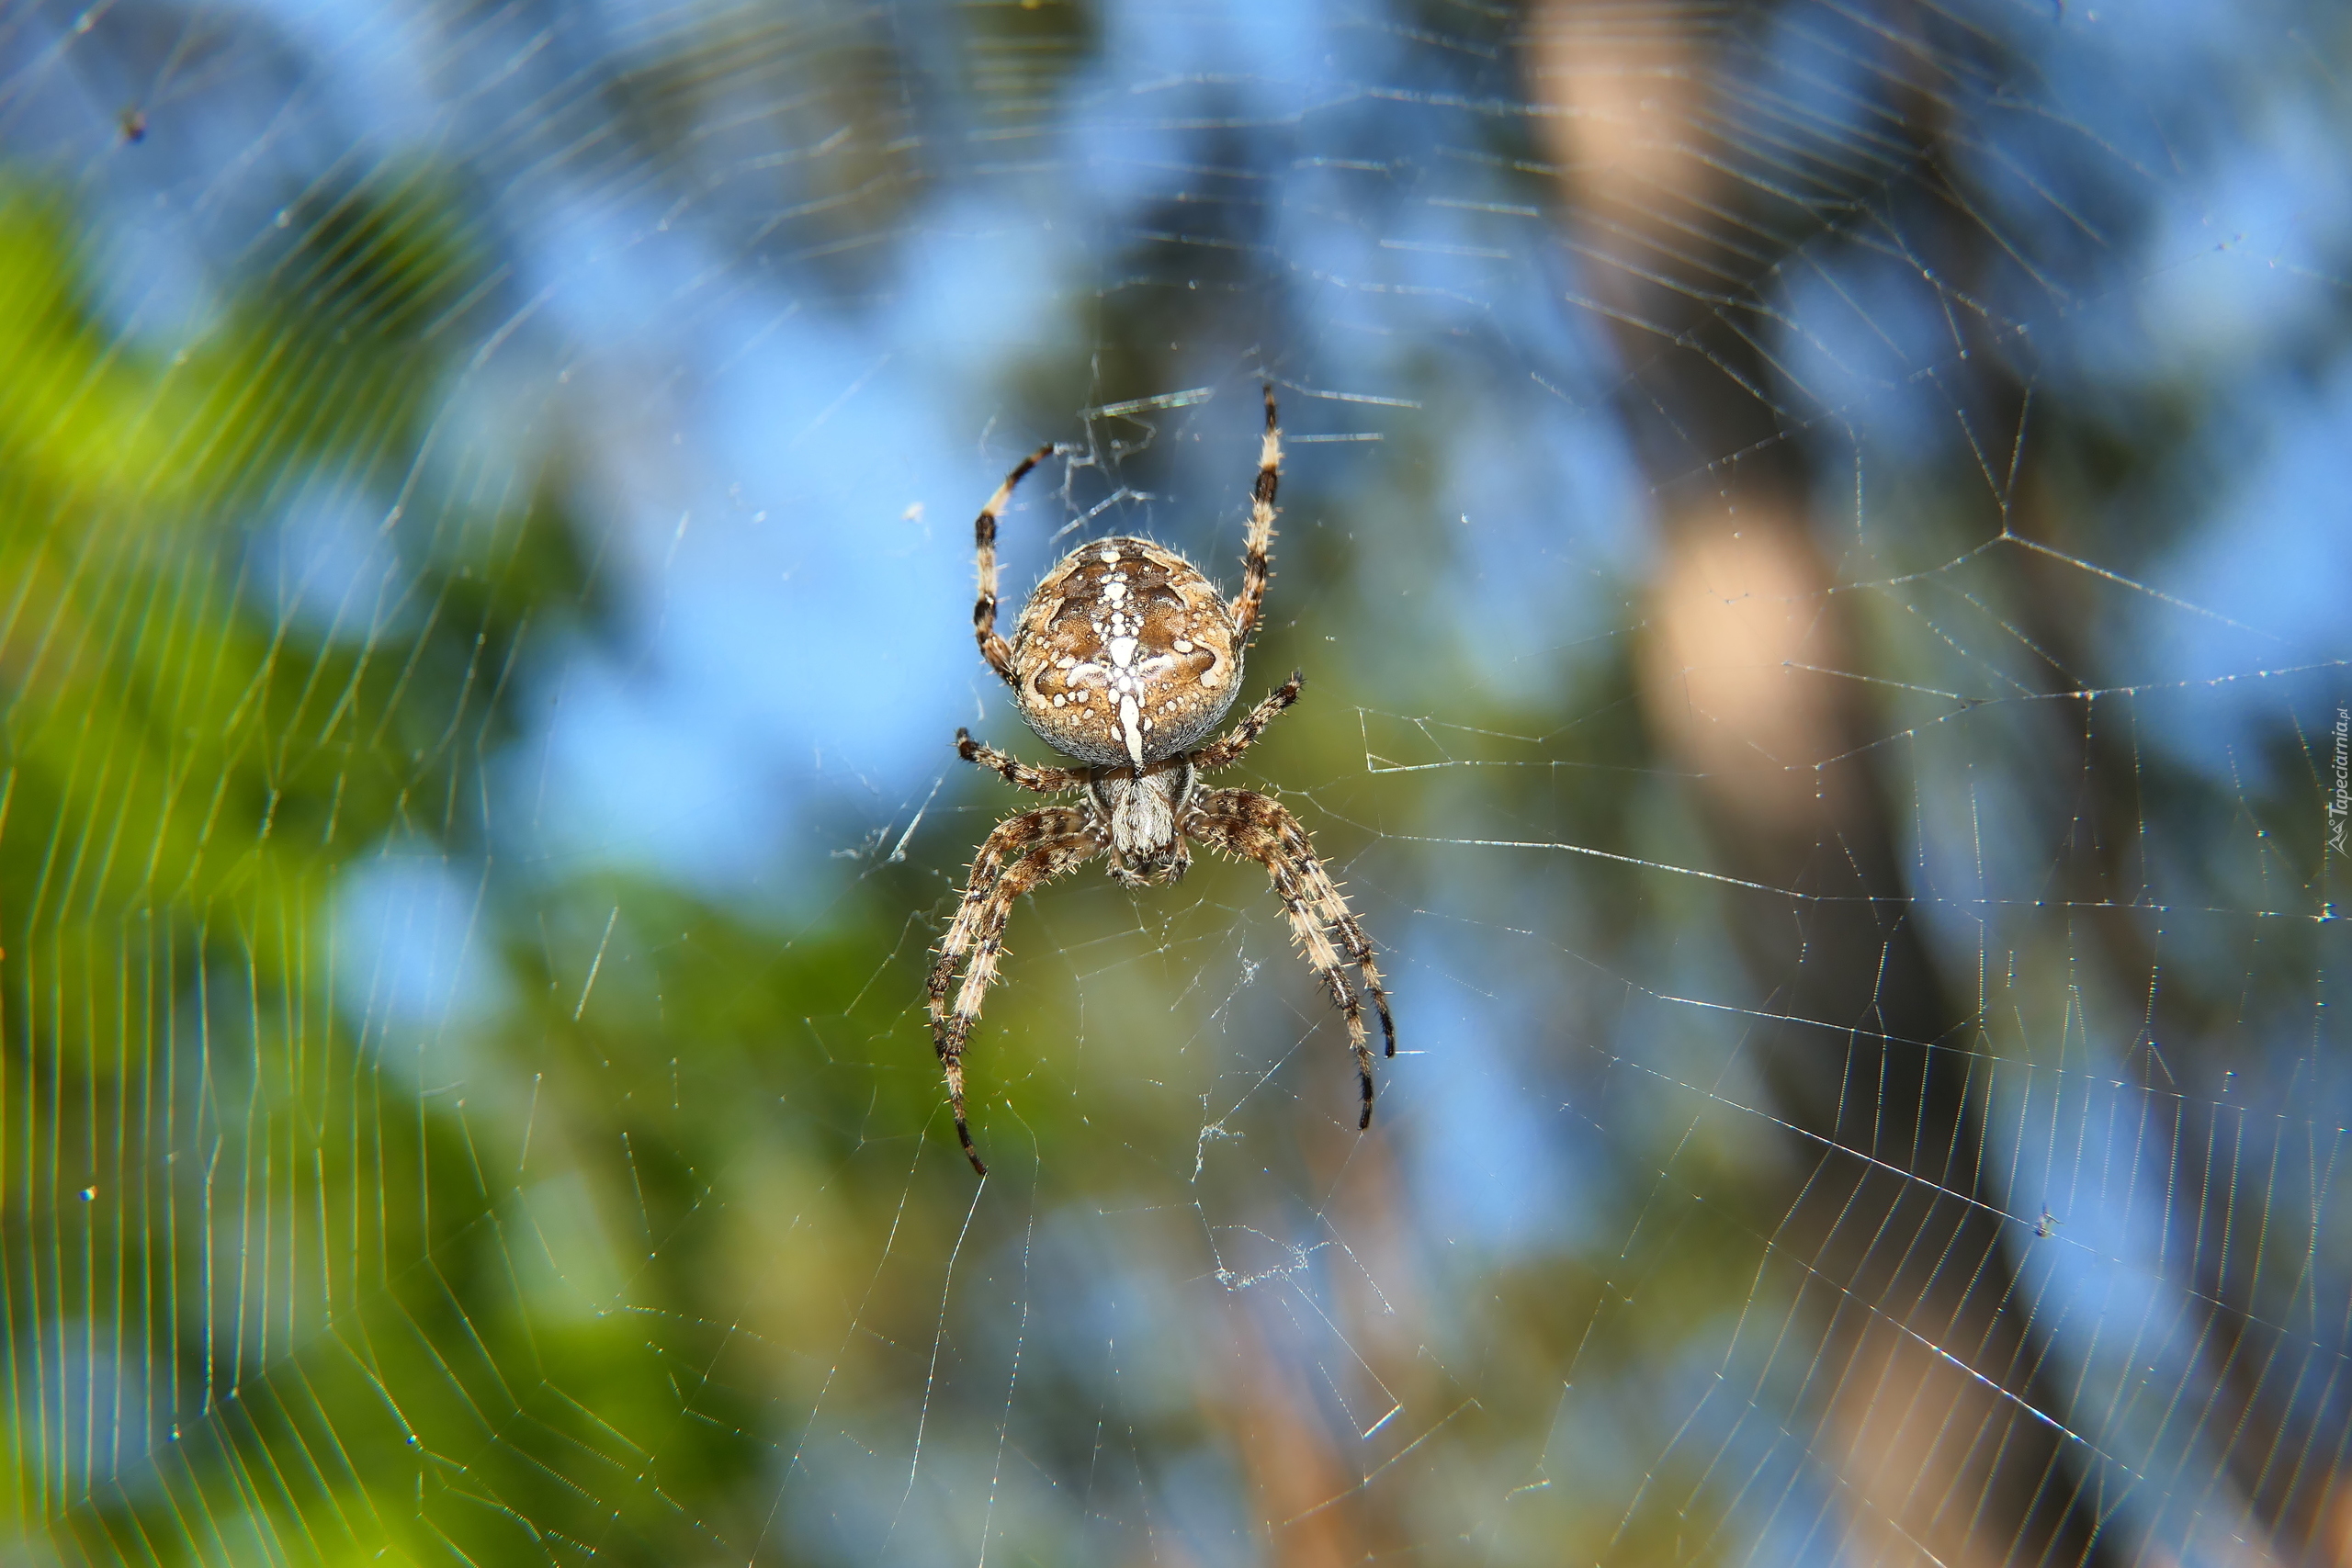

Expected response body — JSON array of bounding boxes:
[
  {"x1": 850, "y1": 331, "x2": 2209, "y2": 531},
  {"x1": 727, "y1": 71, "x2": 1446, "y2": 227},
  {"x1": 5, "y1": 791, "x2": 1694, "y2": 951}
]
[{"x1": 1, "y1": 0, "x2": 2346, "y2": 1562}]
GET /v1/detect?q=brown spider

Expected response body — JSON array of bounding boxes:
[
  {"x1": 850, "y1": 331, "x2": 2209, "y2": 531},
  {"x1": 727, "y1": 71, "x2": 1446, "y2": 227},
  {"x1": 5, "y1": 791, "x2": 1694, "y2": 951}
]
[{"x1": 929, "y1": 388, "x2": 1396, "y2": 1175}]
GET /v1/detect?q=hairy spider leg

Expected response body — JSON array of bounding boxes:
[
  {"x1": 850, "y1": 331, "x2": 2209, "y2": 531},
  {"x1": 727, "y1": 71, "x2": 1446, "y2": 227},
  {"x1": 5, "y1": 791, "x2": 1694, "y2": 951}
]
[
  {"x1": 956, "y1": 728, "x2": 1091, "y2": 793},
  {"x1": 1183, "y1": 674, "x2": 1395, "y2": 1061},
  {"x1": 1300, "y1": 840, "x2": 1396, "y2": 1064},
  {"x1": 927, "y1": 807, "x2": 1103, "y2": 1174},
  {"x1": 1190, "y1": 670, "x2": 1304, "y2": 773},
  {"x1": 972, "y1": 443, "x2": 1055, "y2": 683},
  {"x1": 1230, "y1": 386, "x2": 1281, "y2": 645},
  {"x1": 1188, "y1": 787, "x2": 1392, "y2": 1127}
]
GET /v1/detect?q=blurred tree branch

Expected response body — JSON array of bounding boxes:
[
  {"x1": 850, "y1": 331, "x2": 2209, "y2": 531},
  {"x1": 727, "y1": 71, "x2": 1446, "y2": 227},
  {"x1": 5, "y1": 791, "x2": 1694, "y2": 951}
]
[{"x1": 1522, "y1": 4, "x2": 2124, "y2": 1562}]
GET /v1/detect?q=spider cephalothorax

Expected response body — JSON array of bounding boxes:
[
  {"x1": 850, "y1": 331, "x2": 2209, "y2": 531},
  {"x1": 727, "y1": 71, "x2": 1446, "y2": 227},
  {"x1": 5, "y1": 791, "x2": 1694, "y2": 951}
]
[{"x1": 929, "y1": 388, "x2": 1396, "y2": 1175}]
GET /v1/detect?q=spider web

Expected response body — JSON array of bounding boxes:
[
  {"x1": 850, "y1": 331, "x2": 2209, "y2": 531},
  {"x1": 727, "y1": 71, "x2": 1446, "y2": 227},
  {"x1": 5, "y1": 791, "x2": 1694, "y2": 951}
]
[{"x1": 1, "y1": 0, "x2": 2346, "y2": 1562}]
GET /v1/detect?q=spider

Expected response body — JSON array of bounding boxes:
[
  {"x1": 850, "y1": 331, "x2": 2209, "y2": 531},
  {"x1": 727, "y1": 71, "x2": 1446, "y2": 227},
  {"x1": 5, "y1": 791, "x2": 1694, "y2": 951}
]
[{"x1": 928, "y1": 388, "x2": 1397, "y2": 1176}]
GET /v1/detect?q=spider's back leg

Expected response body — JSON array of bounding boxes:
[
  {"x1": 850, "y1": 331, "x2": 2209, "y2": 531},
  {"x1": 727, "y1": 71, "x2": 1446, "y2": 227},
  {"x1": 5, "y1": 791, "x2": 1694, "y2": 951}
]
[
  {"x1": 974, "y1": 444, "x2": 1054, "y2": 683},
  {"x1": 1230, "y1": 386, "x2": 1280, "y2": 645}
]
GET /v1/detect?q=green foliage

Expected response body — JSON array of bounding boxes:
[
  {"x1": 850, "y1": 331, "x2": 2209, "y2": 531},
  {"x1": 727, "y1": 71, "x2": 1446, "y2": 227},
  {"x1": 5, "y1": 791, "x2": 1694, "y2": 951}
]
[
  {"x1": 0, "y1": 169, "x2": 630, "y2": 1562},
  {"x1": 0, "y1": 167, "x2": 1067, "y2": 1563}
]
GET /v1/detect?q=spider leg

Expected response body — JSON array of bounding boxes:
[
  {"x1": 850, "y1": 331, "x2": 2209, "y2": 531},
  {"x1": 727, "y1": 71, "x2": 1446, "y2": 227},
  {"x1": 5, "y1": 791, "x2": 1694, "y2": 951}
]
[
  {"x1": 927, "y1": 807, "x2": 1104, "y2": 1174},
  {"x1": 1229, "y1": 385, "x2": 1280, "y2": 646},
  {"x1": 974, "y1": 443, "x2": 1055, "y2": 684},
  {"x1": 1187, "y1": 787, "x2": 1396, "y2": 1130},
  {"x1": 956, "y1": 728, "x2": 1091, "y2": 793},
  {"x1": 1189, "y1": 670, "x2": 1303, "y2": 773}
]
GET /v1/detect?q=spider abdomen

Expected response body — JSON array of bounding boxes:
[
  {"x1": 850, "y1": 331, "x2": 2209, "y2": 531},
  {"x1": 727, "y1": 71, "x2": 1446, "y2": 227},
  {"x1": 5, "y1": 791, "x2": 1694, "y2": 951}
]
[{"x1": 1009, "y1": 536, "x2": 1242, "y2": 768}]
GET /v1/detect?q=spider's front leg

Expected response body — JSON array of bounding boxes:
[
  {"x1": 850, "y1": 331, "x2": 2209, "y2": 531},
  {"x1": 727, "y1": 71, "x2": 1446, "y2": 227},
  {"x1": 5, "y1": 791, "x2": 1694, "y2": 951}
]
[
  {"x1": 928, "y1": 807, "x2": 1105, "y2": 1174},
  {"x1": 1186, "y1": 786, "x2": 1396, "y2": 1129}
]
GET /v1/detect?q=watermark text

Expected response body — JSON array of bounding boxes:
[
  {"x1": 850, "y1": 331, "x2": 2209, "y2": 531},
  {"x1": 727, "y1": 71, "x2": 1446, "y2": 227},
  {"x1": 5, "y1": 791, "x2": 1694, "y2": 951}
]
[{"x1": 2332, "y1": 706, "x2": 2348, "y2": 855}]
